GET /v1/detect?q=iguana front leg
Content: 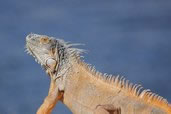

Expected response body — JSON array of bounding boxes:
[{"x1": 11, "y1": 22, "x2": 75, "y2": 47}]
[
  {"x1": 94, "y1": 104, "x2": 121, "y2": 114},
  {"x1": 36, "y1": 77, "x2": 63, "y2": 114}
]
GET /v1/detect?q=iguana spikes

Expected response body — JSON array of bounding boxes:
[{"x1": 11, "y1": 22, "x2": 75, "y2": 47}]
[{"x1": 82, "y1": 62, "x2": 171, "y2": 113}]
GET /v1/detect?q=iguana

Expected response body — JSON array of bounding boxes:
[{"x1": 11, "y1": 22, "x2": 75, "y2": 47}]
[{"x1": 25, "y1": 33, "x2": 171, "y2": 114}]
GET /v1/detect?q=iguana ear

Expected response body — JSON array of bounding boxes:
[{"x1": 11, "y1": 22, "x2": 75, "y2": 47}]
[{"x1": 46, "y1": 58, "x2": 57, "y2": 72}]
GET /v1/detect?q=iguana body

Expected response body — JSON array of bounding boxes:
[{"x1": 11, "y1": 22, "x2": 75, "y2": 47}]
[
  {"x1": 63, "y1": 62, "x2": 170, "y2": 114},
  {"x1": 25, "y1": 33, "x2": 171, "y2": 114}
]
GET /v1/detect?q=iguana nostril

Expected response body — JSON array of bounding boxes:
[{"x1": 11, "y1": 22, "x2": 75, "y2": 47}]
[
  {"x1": 26, "y1": 34, "x2": 33, "y2": 41},
  {"x1": 26, "y1": 34, "x2": 37, "y2": 41}
]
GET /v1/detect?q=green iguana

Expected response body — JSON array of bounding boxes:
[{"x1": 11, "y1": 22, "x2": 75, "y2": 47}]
[{"x1": 25, "y1": 33, "x2": 171, "y2": 114}]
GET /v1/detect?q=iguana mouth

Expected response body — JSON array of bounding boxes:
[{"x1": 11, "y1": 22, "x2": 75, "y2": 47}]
[{"x1": 25, "y1": 45, "x2": 43, "y2": 66}]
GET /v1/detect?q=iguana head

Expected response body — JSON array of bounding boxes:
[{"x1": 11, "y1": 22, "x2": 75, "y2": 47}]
[
  {"x1": 26, "y1": 33, "x2": 84, "y2": 77},
  {"x1": 26, "y1": 33, "x2": 58, "y2": 73}
]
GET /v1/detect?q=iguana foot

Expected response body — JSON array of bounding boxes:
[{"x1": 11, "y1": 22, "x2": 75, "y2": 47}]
[{"x1": 94, "y1": 104, "x2": 121, "y2": 114}]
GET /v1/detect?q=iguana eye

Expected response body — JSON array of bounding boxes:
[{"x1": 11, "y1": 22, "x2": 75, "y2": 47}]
[{"x1": 40, "y1": 37, "x2": 49, "y2": 44}]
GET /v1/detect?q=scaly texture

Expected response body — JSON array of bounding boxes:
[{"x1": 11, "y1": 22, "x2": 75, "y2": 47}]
[{"x1": 26, "y1": 33, "x2": 171, "y2": 114}]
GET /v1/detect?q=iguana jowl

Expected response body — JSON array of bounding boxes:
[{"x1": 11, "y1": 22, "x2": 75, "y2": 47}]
[{"x1": 25, "y1": 33, "x2": 171, "y2": 114}]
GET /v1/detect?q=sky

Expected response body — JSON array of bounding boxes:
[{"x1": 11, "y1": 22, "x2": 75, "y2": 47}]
[{"x1": 0, "y1": 0, "x2": 171, "y2": 114}]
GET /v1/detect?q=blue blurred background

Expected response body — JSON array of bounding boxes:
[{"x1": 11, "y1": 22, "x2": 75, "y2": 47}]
[{"x1": 0, "y1": 0, "x2": 171, "y2": 114}]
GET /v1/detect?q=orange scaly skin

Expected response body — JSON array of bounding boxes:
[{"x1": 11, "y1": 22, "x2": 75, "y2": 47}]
[
  {"x1": 26, "y1": 33, "x2": 171, "y2": 114},
  {"x1": 36, "y1": 71, "x2": 63, "y2": 114}
]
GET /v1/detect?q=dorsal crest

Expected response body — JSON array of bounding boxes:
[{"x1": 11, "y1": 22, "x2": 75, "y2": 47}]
[{"x1": 81, "y1": 62, "x2": 171, "y2": 113}]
